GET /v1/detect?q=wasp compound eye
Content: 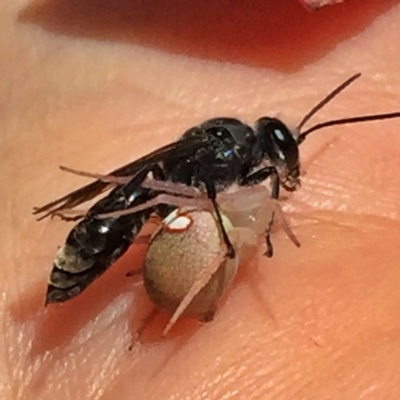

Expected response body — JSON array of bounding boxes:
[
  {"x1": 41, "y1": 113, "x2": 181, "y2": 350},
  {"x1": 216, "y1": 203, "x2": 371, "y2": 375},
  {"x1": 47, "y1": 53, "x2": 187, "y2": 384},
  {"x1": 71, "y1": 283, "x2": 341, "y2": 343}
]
[{"x1": 256, "y1": 117, "x2": 300, "y2": 172}]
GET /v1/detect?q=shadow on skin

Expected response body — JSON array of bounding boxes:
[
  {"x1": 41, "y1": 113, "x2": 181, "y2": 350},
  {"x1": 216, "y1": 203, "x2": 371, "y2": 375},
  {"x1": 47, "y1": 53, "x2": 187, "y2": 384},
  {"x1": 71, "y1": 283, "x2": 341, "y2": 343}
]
[
  {"x1": 9, "y1": 243, "x2": 150, "y2": 356},
  {"x1": 8, "y1": 236, "x2": 206, "y2": 394},
  {"x1": 9, "y1": 232, "x2": 209, "y2": 354},
  {"x1": 19, "y1": 0, "x2": 399, "y2": 71}
]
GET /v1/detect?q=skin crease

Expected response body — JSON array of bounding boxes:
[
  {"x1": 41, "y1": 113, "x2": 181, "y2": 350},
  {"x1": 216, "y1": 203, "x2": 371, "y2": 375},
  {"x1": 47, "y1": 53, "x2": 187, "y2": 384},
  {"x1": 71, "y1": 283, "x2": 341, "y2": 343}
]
[{"x1": 1, "y1": 0, "x2": 400, "y2": 399}]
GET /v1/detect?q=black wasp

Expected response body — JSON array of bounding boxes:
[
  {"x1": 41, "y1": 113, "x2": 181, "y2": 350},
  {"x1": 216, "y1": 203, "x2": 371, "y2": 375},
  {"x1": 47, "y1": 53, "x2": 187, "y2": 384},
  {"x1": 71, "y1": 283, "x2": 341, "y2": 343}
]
[{"x1": 34, "y1": 73, "x2": 400, "y2": 305}]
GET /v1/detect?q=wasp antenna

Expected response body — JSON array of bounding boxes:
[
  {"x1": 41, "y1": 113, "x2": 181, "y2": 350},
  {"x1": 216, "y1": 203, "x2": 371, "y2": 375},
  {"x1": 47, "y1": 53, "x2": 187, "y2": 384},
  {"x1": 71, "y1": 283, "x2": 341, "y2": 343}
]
[
  {"x1": 297, "y1": 111, "x2": 400, "y2": 143},
  {"x1": 297, "y1": 73, "x2": 362, "y2": 133}
]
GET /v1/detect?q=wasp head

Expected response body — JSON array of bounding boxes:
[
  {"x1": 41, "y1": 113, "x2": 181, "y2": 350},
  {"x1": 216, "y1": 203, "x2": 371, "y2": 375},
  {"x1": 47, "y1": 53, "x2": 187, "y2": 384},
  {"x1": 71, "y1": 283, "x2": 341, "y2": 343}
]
[{"x1": 255, "y1": 117, "x2": 301, "y2": 191}]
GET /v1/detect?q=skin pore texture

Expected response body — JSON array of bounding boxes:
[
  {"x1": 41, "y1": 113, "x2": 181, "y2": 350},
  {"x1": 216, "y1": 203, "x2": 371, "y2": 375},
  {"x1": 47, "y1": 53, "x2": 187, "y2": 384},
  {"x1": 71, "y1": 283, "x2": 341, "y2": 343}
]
[{"x1": 1, "y1": 1, "x2": 400, "y2": 399}]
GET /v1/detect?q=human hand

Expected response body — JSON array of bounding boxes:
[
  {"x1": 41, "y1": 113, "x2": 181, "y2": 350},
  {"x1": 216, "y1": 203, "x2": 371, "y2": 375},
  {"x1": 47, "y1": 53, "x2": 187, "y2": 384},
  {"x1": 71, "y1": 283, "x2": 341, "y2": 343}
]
[{"x1": 2, "y1": 1, "x2": 400, "y2": 399}]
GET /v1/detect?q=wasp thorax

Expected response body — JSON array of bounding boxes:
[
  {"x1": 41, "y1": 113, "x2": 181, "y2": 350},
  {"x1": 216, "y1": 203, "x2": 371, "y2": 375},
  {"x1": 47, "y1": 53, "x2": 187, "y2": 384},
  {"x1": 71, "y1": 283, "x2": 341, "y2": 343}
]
[{"x1": 143, "y1": 208, "x2": 238, "y2": 322}]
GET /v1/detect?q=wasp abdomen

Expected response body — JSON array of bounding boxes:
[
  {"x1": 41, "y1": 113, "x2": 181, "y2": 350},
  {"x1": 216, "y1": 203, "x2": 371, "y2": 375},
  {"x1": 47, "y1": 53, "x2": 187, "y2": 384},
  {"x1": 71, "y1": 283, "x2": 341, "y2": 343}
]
[{"x1": 46, "y1": 183, "x2": 156, "y2": 304}]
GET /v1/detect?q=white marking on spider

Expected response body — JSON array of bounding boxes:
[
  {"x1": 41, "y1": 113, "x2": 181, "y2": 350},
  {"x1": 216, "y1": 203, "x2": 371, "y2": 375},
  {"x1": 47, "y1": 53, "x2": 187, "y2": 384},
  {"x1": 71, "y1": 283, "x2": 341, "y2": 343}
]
[{"x1": 163, "y1": 211, "x2": 194, "y2": 233}]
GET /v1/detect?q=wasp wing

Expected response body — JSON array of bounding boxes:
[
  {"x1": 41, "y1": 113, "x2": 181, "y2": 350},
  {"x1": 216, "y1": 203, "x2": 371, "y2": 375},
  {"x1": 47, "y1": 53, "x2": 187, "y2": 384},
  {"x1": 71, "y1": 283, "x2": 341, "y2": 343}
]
[{"x1": 34, "y1": 134, "x2": 207, "y2": 220}]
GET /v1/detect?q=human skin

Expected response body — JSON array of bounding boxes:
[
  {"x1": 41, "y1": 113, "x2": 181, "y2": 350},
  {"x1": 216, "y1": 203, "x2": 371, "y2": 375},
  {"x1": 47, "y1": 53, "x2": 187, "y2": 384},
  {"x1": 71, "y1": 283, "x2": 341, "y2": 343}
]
[{"x1": 1, "y1": 0, "x2": 400, "y2": 399}]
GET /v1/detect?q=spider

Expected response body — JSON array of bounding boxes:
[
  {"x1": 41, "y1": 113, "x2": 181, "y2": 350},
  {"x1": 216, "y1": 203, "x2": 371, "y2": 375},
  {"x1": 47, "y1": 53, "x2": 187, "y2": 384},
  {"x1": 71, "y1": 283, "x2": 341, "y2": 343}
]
[{"x1": 130, "y1": 184, "x2": 299, "y2": 338}]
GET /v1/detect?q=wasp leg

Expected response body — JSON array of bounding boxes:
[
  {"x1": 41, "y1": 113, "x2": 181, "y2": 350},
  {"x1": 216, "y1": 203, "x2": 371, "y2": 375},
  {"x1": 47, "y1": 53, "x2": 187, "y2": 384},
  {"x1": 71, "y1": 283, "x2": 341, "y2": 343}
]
[
  {"x1": 264, "y1": 171, "x2": 279, "y2": 257},
  {"x1": 202, "y1": 177, "x2": 236, "y2": 259},
  {"x1": 143, "y1": 177, "x2": 235, "y2": 261},
  {"x1": 262, "y1": 198, "x2": 300, "y2": 257},
  {"x1": 268, "y1": 200, "x2": 300, "y2": 248},
  {"x1": 241, "y1": 166, "x2": 280, "y2": 257}
]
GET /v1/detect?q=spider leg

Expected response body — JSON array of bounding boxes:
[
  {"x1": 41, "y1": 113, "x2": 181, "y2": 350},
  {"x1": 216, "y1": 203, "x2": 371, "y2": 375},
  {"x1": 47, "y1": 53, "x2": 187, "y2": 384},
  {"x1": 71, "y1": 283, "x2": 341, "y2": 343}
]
[
  {"x1": 129, "y1": 307, "x2": 159, "y2": 350},
  {"x1": 61, "y1": 165, "x2": 204, "y2": 198},
  {"x1": 141, "y1": 179, "x2": 203, "y2": 198},
  {"x1": 97, "y1": 194, "x2": 212, "y2": 219},
  {"x1": 51, "y1": 209, "x2": 89, "y2": 221},
  {"x1": 162, "y1": 243, "x2": 228, "y2": 337},
  {"x1": 60, "y1": 165, "x2": 131, "y2": 184},
  {"x1": 125, "y1": 268, "x2": 143, "y2": 277}
]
